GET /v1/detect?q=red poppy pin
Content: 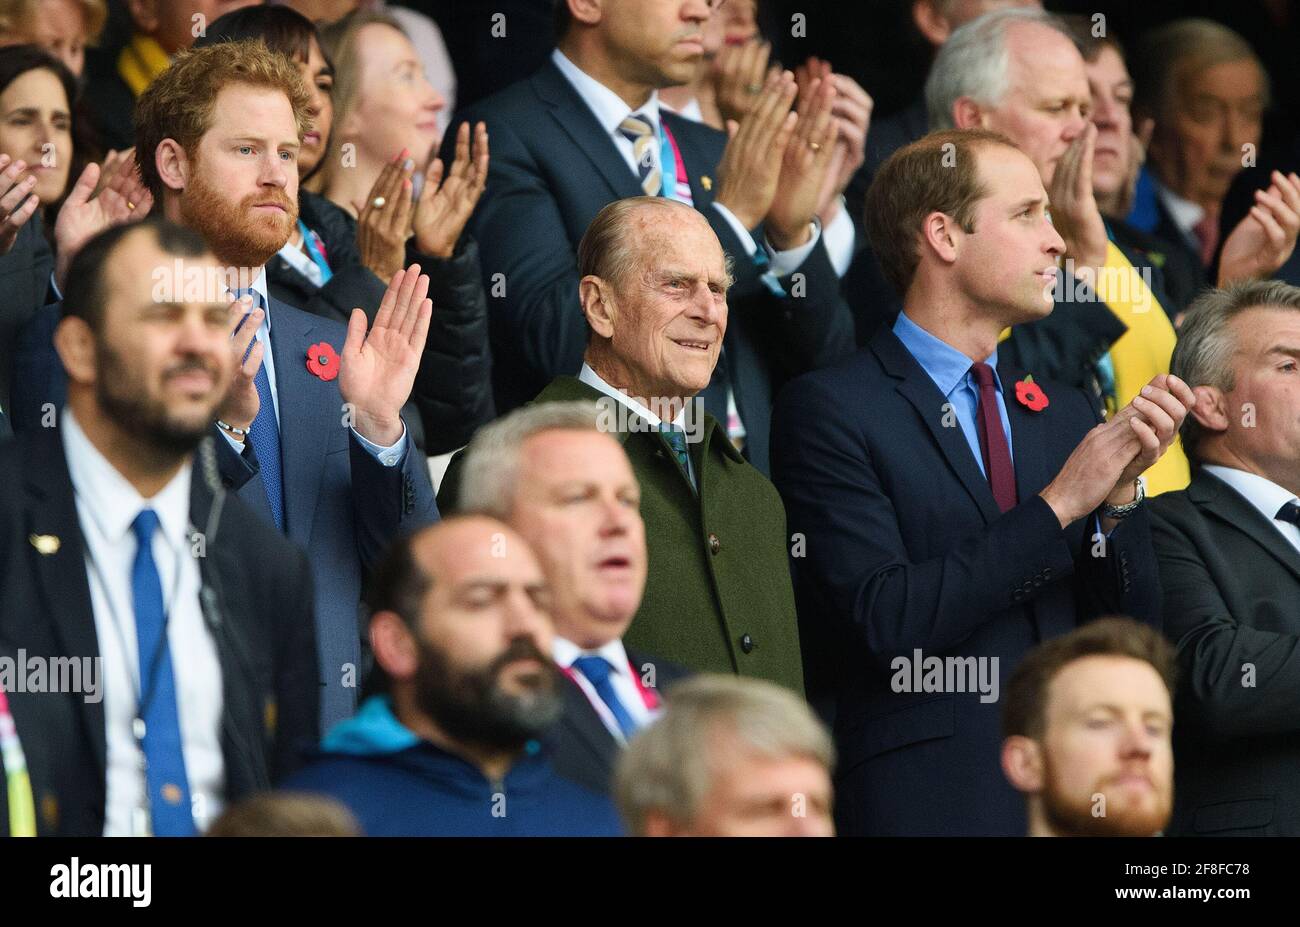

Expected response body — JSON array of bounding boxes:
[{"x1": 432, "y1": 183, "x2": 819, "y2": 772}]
[
  {"x1": 1015, "y1": 375, "x2": 1049, "y2": 412},
  {"x1": 306, "y1": 342, "x2": 340, "y2": 381}
]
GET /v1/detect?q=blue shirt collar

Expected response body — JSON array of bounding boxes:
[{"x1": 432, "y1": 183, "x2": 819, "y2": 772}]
[{"x1": 892, "y1": 311, "x2": 1002, "y2": 398}]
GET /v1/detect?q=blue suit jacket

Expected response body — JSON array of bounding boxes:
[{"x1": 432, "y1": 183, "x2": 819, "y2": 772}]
[
  {"x1": 771, "y1": 328, "x2": 1161, "y2": 836},
  {"x1": 445, "y1": 60, "x2": 855, "y2": 475},
  {"x1": 10, "y1": 298, "x2": 438, "y2": 729}
]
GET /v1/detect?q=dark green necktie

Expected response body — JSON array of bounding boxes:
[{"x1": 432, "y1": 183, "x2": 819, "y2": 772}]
[{"x1": 659, "y1": 423, "x2": 695, "y2": 491}]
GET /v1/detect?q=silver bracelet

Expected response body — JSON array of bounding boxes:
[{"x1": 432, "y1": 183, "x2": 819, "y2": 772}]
[{"x1": 216, "y1": 420, "x2": 249, "y2": 439}]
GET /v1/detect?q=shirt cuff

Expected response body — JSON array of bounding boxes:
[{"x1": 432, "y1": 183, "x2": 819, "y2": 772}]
[
  {"x1": 821, "y1": 200, "x2": 855, "y2": 278},
  {"x1": 765, "y1": 219, "x2": 821, "y2": 278},
  {"x1": 220, "y1": 429, "x2": 247, "y2": 456},
  {"x1": 351, "y1": 421, "x2": 408, "y2": 467},
  {"x1": 711, "y1": 202, "x2": 759, "y2": 257}
]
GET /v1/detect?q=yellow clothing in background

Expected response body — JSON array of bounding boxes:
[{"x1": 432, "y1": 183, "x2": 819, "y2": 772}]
[{"x1": 117, "y1": 33, "x2": 171, "y2": 98}]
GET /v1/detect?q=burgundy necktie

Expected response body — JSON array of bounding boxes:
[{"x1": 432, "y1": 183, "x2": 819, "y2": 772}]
[
  {"x1": 1192, "y1": 214, "x2": 1219, "y2": 267},
  {"x1": 970, "y1": 362, "x2": 1017, "y2": 513}
]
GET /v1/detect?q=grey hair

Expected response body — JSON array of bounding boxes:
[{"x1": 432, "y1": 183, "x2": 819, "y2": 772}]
[
  {"x1": 613, "y1": 675, "x2": 835, "y2": 836},
  {"x1": 1172, "y1": 280, "x2": 1300, "y2": 460},
  {"x1": 1132, "y1": 19, "x2": 1269, "y2": 126},
  {"x1": 926, "y1": 6, "x2": 1072, "y2": 130},
  {"x1": 456, "y1": 401, "x2": 605, "y2": 517}
]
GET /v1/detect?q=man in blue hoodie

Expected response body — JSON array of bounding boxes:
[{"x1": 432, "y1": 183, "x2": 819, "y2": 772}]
[{"x1": 284, "y1": 514, "x2": 623, "y2": 836}]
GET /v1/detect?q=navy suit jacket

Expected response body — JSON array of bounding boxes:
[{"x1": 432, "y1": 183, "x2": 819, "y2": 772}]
[
  {"x1": 9, "y1": 298, "x2": 439, "y2": 729},
  {"x1": 771, "y1": 328, "x2": 1161, "y2": 836},
  {"x1": 445, "y1": 60, "x2": 855, "y2": 475}
]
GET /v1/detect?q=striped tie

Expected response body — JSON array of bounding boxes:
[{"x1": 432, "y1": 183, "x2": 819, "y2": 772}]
[{"x1": 618, "y1": 114, "x2": 662, "y2": 197}]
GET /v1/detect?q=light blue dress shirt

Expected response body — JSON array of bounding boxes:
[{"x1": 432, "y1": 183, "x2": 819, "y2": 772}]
[{"x1": 892, "y1": 311, "x2": 1013, "y2": 477}]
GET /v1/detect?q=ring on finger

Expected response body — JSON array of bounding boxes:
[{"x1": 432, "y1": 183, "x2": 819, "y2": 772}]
[
  {"x1": 372, "y1": 196, "x2": 387, "y2": 209},
  {"x1": 809, "y1": 141, "x2": 822, "y2": 153},
  {"x1": 745, "y1": 83, "x2": 762, "y2": 95}
]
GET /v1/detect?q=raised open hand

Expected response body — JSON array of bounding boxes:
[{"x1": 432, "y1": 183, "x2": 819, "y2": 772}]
[{"x1": 412, "y1": 121, "x2": 489, "y2": 259}]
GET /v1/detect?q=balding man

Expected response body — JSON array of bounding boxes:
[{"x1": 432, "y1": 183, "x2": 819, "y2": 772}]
[
  {"x1": 284, "y1": 515, "x2": 624, "y2": 836},
  {"x1": 443, "y1": 197, "x2": 804, "y2": 694},
  {"x1": 458, "y1": 401, "x2": 692, "y2": 794}
]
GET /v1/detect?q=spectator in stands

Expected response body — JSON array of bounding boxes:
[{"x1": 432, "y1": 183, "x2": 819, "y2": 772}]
[
  {"x1": 615, "y1": 675, "x2": 835, "y2": 836},
  {"x1": 444, "y1": 0, "x2": 855, "y2": 475},
  {"x1": 82, "y1": 0, "x2": 262, "y2": 151},
  {"x1": 1002, "y1": 617, "x2": 1175, "y2": 837},
  {"x1": 195, "y1": 5, "x2": 494, "y2": 453},
  {"x1": 927, "y1": 7, "x2": 1192, "y2": 495},
  {"x1": 0, "y1": 47, "x2": 76, "y2": 223},
  {"x1": 0, "y1": 0, "x2": 106, "y2": 78},
  {"x1": 1151, "y1": 281, "x2": 1300, "y2": 836},
  {"x1": 458, "y1": 401, "x2": 691, "y2": 794},
  {"x1": 206, "y1": 793, "x2": 359, "y2": 836},
  {"x1": 286, "y1": 515, "x2": 624, "y2": 836},
  {"x1": 442, "y1": 197, "x2": 807, "y2": 694}
]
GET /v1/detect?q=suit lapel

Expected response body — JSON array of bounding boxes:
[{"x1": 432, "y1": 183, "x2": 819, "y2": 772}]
[
  {"x1": 999, "y1": 365, "x2": 1056, "y2": 504},
  {"x1": 874, "y1": 331, "x2": 1001, "y2": 524},
  {"x1": 1194, "y1": 471, "x2": 1300, "y2": 583},
  {"x1": 532, "y1": 62, "x2": 644, "y2": 202},
  {"x1": 560, "y1": 675, "x2": 619, "y2": 769},
  {"x1": 22, "y1": 428, "x2": 107, "y2": 779},
  {"x1": 267, "y1": 299, "x2": 335, "y2": 550}
]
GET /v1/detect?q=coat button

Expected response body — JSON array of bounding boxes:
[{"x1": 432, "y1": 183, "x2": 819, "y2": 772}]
[
  {"x1": 741, "y1": 634, "x2": 754, "y2": 653},
  {"x1": 708, "y1": 533, "x2": 721, "y2": 555}
]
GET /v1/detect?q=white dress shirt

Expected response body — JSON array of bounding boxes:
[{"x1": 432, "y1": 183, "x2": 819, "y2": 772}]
[
  {"x1": 578, "y1": 363, "x2": 697, "y2": 485},
  {"x1": 1202, "y1": 465, "x2": 1300, "y2": 554},
  {"x1": 220, "y1": 268, "x2": 408, "y2": 467},
  {"x1": 1153, "y1": 177, "x2": 1208, "y2": 256},
  {"x1": 553, "y1": 636, "x2": 657, "y2": 742},
  {"x1": 550, "y1": 49, "x2": 842, "y2": 278},
  {"x1": 62, "y1": 409, "x2": 225, "y2": 835}
]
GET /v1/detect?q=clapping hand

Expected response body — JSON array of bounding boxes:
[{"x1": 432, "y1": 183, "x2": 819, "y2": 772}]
[
  {"x1": 0, "y1": 154, "x2": 39, "y2": 256},
  {"x1": 412, "y1": 121, "x2": 489, "y2": 259},
  {"x1": 1217, "y1": 170, "x2": 1300, "y2": 286}
]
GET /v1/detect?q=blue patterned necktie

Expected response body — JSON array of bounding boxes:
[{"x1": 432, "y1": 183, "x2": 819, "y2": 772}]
[
  {"x1": 131, "y1": 509, "x2": 196, "y2": 836},
  {"x1": 618, "y1": 113, "x2": 662, "y2": 197},
  {"x1": 234, "y1": 289, "x2": 285, "y2": 532},
  {"x1": 572, "y1": 655, "x2": 638, "y2": 739},
  {"x1": 658, "y1": 423, "x2": 696, "y2": 492}
]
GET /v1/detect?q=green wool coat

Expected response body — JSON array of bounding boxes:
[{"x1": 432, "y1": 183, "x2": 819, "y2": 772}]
[{"x1": 439, "y1": 377, "x2": 804, "y2": 693}]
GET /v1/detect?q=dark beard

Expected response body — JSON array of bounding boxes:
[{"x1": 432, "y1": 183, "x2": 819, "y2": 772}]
[
  {"x1": 414, "y1": 635, "x2": 564, "y2": 753},
  {"x1": 95, "y1": 337, "x2": 218, "y2": 457},
  {"x1": 1041, "y1": 753, "x2": 1172, "y2": 837},
  {"x1": 180, "y1": 167, "x2": 298, "y2": 269}
]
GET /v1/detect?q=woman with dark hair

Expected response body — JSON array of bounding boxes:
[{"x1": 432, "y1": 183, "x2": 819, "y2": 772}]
[
  {"x1": 193, "y1": 5, "x2": 494, "y2": 455},
  {"x1": 0, "y1": 45, "x2": 78, "y2": 224}
]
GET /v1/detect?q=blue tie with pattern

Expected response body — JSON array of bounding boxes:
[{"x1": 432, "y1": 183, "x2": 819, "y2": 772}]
[
  {"x1": 235, "y1": 289, "x2": 285, "y2": 532},
  {"x1": 131, "y1": 509, "x2": 196, "y2": 836},
  {"x1": 573, "y1": 655, "x2": 638, "y2": 739}
]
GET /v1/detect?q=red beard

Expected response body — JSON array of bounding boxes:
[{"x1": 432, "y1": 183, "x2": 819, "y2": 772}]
[{"x1": 180, "y1": 169, "x2": 298, "y2": 269}]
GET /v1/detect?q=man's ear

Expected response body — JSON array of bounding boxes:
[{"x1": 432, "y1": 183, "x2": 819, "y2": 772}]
[
  {"x1": 53, "y1": 315, "x2": 96, "y2": 388},
  {"x1": 951, "y1": 97, "x2": 987, "y2": 131},
  {"x1": 370, "y1": 611, "x2": 419, "y2": 681},
  {"x1": 1189, "y1": 384, "x2": 1231, "y2": 437},
  {"x1": 912, "y1": 0, "x2": 952, "y2": 47},
  {"x1": 1001, "y1": 735, "x2": 1045, "y2": 794},
  {"x1": 155, "y1": 139, "x2": 189, "y2": 195},
  {"x1": 921, "y1": 210, "x2": 961, "y2": 266},
  {"x1": 579, "y1": 275, "x2": 617, "y2": 340},
  {"x1": 126, "y1": 0, "x2": 159, "y2": 34},
  {"x1": 566, "y1": 0, "x2": 602, "y2": 29}
]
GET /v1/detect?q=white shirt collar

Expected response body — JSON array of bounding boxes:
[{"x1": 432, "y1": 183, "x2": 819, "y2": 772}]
[
  {"x1": 578, "y1": 362, "x2": 688, "y2": 429},
  {"x1": 660, "y1": 96, "x2": 703, "y2": 123},
  {"x1": 551, "y1": 48, "x2": 661, "y2": 137},
  {"x1": 1153, "y1": 177, "x2": 1206, "y2": 236},
  {"x1": 61, "y1": 407, "x2": 194, "y2": 554},
  {"x1": 1201, "y1": 465, "x2": 1300, "y2": 524},
  {"x1": 553, "y1": 635, "x2": 633, "y2": 677}
]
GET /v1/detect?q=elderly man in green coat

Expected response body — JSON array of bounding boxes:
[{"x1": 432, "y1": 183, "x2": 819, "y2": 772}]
[{"x1": 440, "y1": 196, "x2": 803, "y2": 692}]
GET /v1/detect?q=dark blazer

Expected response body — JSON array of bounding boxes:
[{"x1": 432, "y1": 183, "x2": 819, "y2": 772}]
[
  {"x1": 771, "y1": 328, "x2": 1161, "y2": 836},
  {"x1": 1108, "y1": 218, "x2": 1205, "y2": 321},
  {"x1": 440, "y1": 376, "x2": 806, "y2": 693},
  {"x1": 0, "y1": 212, "x2": 52, "y2": 412},
  {"x1": 81, "y1": 46, "x2": 137, "y2": 153},
  {"x1": 549, "y1": 647, "x2": 692, "y2": 796},
  {"x1": 0, "y1": 427, "x2": 319, "y2": 836},
  {"x1": 211, "y1": 297, "x2": 438, "y2": 729},
  {"x1": 444, "y1": 59, "x2": 855, "y2": 475},
  {"x1": 271, "y1": 192, "x2": 496, "y2": 454},
  {"x1": 1150, "y1": 469, "x2": 1300, "y2": 836}
]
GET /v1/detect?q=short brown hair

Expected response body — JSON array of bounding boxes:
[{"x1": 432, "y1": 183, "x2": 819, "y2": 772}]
[
  {"x1": 0, "y1": 0, "x2": 106, "y2": 41},
  {"x1": 205, "y1": 793, "x2": 360, "y2": 837},
  {"x1": 1057, "y1": 12, "x2": 1126, "y2": 65},
  {"x1": 1002, "y1": 617, "x2": 1177, "y2": 741},
  {"x1": 864, "y1": 128, "x2": 1018, "y2": 296},
  {"x1": 134, "y1": 39, "x2": 313, "y2": 203}
]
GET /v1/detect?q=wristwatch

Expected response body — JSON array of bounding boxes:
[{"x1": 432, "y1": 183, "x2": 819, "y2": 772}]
[{"x1": 1101, "y1": 476, "x2": 1146, "y2": 520}]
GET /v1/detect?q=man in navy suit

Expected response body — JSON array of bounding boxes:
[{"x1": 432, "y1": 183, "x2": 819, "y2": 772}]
[
  {"x1": 771, "y1": 128, "x2": 1194, "y2": 836},
  {"x1": 118, "y1": 40, "x2": 439, "y2": 729},
  {"x1": 442, "y1": 0, "x2": 856, "y2": 475}
]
